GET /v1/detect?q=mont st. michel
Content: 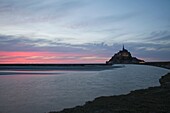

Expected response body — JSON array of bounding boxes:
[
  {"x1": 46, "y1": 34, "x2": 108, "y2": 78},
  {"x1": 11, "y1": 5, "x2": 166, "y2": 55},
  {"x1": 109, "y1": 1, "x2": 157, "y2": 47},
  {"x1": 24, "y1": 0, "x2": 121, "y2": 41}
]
[
  {"x1": 105, "y1": 46, "x2": 169, "y2": 69},
  {"x1": 106, "y1": 45, "x2": 145, "y2": 64}
]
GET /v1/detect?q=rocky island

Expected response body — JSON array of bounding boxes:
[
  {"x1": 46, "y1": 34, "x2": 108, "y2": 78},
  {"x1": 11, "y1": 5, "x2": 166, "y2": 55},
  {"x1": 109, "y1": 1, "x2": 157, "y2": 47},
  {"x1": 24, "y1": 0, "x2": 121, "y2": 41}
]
[
  {"x1": 48, "y1": 73, "x2": 170, "y2": 113},
  {"x1": 106, "y1": 45, "x2": 145, "y2": 64},
  {"x1": 105, "y1": 46, "x2": 170, "y2": 69}
]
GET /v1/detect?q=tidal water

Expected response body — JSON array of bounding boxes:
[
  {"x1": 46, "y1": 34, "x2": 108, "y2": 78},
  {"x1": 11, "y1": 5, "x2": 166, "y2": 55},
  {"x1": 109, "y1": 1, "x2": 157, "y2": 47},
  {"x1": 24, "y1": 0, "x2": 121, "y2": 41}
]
[{"x1": 0, "y1": 65, "x2": 169, "y2": 113}]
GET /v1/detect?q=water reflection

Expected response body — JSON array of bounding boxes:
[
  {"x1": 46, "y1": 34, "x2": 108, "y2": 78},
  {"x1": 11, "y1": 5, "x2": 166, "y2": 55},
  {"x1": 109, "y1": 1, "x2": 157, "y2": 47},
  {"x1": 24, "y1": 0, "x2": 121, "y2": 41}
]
[{"x1": 0, "y1": 65, "x2": 169, "y2": 113}]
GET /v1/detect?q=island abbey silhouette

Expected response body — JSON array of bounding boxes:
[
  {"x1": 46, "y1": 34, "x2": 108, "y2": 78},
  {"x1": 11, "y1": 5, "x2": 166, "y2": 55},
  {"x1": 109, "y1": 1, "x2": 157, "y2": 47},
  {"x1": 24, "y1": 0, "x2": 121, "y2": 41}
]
[{"x1": 106, "y1": 45, "x2": 145, "y2": 64}]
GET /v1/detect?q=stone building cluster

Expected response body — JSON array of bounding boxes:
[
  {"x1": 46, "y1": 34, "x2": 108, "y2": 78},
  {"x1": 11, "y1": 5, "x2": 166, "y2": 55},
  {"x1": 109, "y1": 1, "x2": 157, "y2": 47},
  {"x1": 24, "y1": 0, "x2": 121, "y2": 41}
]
[{"x1": 106, "y1": 46, "x2": 145, "y2": 64}]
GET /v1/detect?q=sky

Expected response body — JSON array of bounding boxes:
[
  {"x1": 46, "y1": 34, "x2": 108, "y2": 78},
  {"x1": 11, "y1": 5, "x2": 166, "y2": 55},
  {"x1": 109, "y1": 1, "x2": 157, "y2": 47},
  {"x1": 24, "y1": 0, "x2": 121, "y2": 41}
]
[{"x1": 0, "y1": 0, "x2": 170, "y2": 63}]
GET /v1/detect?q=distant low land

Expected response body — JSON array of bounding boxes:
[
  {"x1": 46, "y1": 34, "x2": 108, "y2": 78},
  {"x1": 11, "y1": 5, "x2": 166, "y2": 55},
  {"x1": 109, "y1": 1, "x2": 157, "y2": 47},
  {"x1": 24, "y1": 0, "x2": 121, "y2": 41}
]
[
  {"x1": 0, "y1": 61, "x2": 170, "y2": 69},
  {"x1": 49, "y1": 73, "x2": 170, "y2": 113},
  {"x1": 143, "y1": 61, "x2": 170, "y2": 69},
  {"x1": 0, "y1": 63, "x2": 117, "y2": 71}
]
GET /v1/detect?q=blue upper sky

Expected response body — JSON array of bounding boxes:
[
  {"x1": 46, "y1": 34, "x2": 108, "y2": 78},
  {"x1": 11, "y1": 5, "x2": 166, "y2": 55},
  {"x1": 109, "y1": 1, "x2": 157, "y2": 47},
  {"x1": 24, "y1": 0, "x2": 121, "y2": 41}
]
[{"x1": 0, "y1": 0, "x2": 170, "y2": 63}]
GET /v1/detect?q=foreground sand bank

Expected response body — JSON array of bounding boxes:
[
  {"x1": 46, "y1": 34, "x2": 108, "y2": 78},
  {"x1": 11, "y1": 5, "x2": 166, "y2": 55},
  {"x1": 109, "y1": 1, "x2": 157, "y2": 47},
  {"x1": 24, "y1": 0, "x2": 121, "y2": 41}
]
[{"x1": 49, "y1": 73, "x2": 170, "y2": 113}]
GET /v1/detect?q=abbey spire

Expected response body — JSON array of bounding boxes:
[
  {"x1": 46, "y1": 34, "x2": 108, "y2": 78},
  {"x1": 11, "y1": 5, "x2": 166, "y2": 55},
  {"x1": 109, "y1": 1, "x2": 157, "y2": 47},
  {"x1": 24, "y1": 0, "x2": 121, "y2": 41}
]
[{"x1": 123, "y1": 44, "x2": 125, "y2": 51}]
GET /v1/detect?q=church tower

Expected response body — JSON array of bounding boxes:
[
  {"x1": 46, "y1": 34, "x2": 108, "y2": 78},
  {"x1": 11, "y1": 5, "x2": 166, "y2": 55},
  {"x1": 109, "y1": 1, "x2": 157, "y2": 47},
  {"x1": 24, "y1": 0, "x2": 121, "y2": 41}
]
[{"x1": 123, "y1": 45, "x2": 125, "y2": 51}]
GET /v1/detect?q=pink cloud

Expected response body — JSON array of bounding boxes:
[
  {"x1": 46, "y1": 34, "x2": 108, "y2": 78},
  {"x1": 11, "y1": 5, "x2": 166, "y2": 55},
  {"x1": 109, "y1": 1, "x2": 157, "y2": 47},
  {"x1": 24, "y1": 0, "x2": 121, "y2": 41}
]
[{"x1": 0, "y1": 51, "x2": 107, "y2": 64}]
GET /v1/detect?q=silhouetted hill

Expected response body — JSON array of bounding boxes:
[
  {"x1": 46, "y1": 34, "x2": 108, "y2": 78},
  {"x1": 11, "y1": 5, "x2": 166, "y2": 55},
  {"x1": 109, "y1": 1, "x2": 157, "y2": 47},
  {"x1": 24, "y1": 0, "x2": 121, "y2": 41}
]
[{"x1": 106, "y1": 46, "x2": 144, "y2": 64}]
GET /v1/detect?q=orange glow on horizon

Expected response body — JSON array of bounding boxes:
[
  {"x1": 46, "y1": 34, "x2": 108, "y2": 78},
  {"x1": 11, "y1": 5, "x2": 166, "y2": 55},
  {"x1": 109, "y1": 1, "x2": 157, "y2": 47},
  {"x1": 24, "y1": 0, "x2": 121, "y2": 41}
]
[{"x1": 0, "y1": 51, "x2": 107, "y2": 64}]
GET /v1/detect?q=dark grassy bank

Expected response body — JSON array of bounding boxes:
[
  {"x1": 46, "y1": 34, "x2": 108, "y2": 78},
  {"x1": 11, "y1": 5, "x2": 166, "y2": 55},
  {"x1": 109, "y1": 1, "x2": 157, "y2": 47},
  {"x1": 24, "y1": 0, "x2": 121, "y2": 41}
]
[
  {"x1": 0, "y1": 63, "x2": 107, "y2": 66},
  {"x1": 0, "y1": 63, "x2": 117, "y2": 71},
  {"x1": 49, "y1": 73, "x2": 170, "y2": 113},
  {"x1": 0, "y1": 61, "x2": 169, "y2": 69},
  {"x1": 144, "y1": 61, "x2": 170, "y2": 69}
]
